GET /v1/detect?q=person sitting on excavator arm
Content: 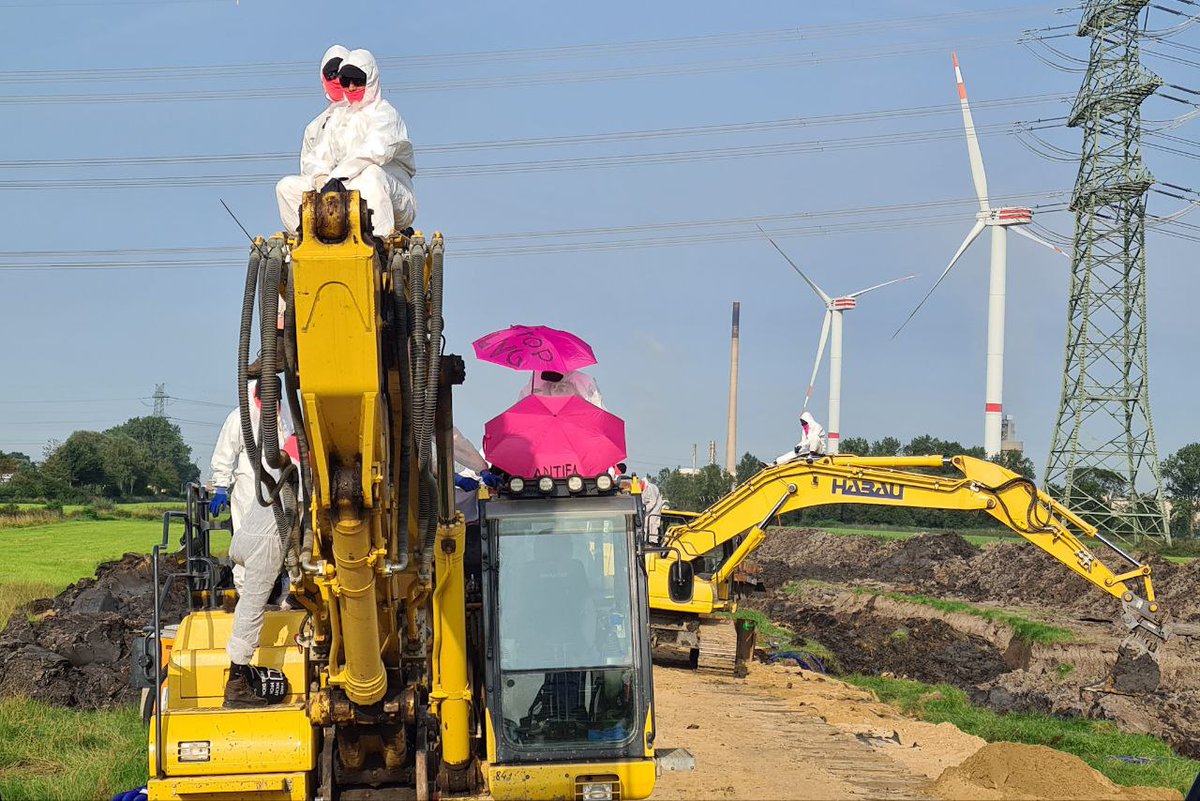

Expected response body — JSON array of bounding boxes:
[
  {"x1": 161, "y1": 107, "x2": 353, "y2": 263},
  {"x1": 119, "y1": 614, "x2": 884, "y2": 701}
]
[
  {"x1": 774, "y1": 411, "x2": 827, "y2": 465},
  {"x1": 210, "y1": 373, "x2": 295, "y2": 707},
  {"x1": 280, "y1": 48, "x2": 416, "y2": 238},
  {"x1": 275, "y1": 45, "x2": 350, "y2": 234}
]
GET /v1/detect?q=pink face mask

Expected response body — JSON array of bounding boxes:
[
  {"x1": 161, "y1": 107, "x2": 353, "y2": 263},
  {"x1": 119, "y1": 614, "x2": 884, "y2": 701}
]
[
  {"x1": 323, "y1": 77, "x2": 344, "y2": 102},
  {"x1": 344, "y1": 85, "x2": 367, "y2": 104}
]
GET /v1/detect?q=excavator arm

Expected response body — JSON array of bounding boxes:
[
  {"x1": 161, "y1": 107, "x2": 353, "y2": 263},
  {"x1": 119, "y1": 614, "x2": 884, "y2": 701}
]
[{"x1": 650, "y1": 454, "x2": 1165, "y2": 649}]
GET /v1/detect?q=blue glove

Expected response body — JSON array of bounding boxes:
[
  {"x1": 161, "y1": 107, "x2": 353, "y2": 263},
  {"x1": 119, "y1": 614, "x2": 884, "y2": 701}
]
[
  {"x1": 480, "y1": 469, "x2": 502, "y2": 489},
  {"x1": 454, "y1": 475, "x2": 480, "y2": 493},
  {"x1": 209, "y1": 487, "x2": 229, "y2": 516},
  {"x1": 112, "y1": 788, "x2": 147, "y2": 801}
]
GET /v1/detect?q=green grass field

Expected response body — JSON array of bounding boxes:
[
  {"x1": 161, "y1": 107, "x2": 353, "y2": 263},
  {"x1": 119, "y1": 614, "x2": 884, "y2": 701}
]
[
  {"x1": 0, "y1": 698, "x2": 146, "y2": 801},
  {"x1": 845, "y1": 674, "x2": 1200, "y2": 794}
]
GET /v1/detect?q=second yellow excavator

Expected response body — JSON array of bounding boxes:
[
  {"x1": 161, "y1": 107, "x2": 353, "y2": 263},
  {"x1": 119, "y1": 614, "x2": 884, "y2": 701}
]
[{"x1": 644, "y1": 454, "x2": 1167, "y2": 689}]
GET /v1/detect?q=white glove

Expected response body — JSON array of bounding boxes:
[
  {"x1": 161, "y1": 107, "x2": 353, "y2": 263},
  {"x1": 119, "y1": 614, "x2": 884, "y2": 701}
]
[{"x1": 312, "y1": 173, "x2": 331, "y2": 192}]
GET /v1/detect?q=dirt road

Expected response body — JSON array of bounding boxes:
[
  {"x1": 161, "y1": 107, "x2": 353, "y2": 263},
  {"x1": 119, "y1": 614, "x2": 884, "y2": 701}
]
[
  {"x1": 651, "y1": 663, "x2": 1181, "y2": 801},
  {"x1": 651, "y1": 664, "x2": 960, "y2": 800}
]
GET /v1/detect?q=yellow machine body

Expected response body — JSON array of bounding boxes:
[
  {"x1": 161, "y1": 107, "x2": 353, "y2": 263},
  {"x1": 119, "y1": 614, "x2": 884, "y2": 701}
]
[{"x1": 147, "y1": 611, "x2": 313, "y2": 799}]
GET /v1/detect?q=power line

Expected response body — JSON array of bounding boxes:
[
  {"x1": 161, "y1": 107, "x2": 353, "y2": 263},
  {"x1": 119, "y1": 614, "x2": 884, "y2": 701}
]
[
  {"x1": 10, "y1": 6, "x2": 1061, "y2": 84},
  {"x1": 0, "y1": 34, "x2": 1026, "y2": 107},
  {"x1": 0, "y1": 189, "x2": 1071, "y2": 270},
  {"x1": 0, "y1": 94, "x2": 1070, "y2": 170},
  {"x1": 0, "y1": 118, "x2": 1070, "y2": 192}
]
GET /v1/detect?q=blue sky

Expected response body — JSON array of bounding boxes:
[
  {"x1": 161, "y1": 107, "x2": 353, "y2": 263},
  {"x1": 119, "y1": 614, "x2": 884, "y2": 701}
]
[{"x1": 0, "y1": 0, "x2": 1195, "y2": 483}]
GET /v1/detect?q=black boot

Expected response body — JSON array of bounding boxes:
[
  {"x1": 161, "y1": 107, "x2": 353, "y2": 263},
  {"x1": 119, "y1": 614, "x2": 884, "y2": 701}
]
[{"x1": 223, "y1": 663, "x2": 289, "y2": 708}]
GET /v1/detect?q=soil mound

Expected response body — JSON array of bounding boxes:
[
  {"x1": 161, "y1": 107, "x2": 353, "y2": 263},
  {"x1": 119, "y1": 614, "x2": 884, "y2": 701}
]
[
  {"x1": 930, "y1": 742, "x2": 1181, "y2": 801},
  {"x1": 766, "y1": 595, "x2": 1010, "y2": 686},
  {"x1": 0, "y1": 552, "x2": 188, "y2": 709},
  {"x1": 752, "y1": 528, "x2": 1200, "y2": 623}
]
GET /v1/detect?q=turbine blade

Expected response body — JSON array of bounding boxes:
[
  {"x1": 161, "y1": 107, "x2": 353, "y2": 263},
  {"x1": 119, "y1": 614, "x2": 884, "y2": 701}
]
[
  {"x1": 803, "y1": 310, "x2": 832, "y2": 412},
  {"x1": 848, "y1": 274, "x2": 918, "y2": 298},
  {"x1": 953, "y1": 51, "x2": 990, "y2": 212},
  {"x1": 1011, "y1": 224, "x2": 1069, "y2": 259},
  {"x1": 757, "y1": 224, "x2": 831, "y2": 303},
  {"x1": 892, "y1": 219, "x2": 987, "y2": 339}
]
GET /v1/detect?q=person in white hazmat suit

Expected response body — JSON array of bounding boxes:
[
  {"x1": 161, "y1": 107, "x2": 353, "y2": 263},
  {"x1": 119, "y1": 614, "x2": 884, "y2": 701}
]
[
  {"x1": 275, "y1": 45, "x2": 351, "y2": 233},
  {"x1": 210, "y1": 375, "x2": 296, "y2": 707},
  {"x1": 774, "y1": 411, "x2": 827, "y2": 465},
  {"x1": 518, "y1": 370, "x2": 606, "y2": 410},
  {"x1": 279, "y1": 48, "x2": 417, "y2": 237}
]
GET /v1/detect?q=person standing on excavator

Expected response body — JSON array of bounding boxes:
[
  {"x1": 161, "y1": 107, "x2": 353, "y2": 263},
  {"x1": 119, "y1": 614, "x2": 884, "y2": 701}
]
[
  {"x1": 210, "y1": 371, "x2": 295, "y2": 707},
  {"x1": 275, "y1": 45, "x2": 351, "y2": 234}
]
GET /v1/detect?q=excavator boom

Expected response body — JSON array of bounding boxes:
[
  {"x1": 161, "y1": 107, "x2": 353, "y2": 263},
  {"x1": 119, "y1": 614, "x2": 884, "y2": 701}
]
[{"x1": 647, "y1": 454, "x2": 1166, "y2": 675}]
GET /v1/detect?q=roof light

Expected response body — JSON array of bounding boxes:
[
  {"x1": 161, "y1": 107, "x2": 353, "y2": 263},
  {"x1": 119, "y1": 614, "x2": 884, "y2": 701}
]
[
  {"x1": 508, "y1": 477, "x2": 525, "y2": 494},
  {"x1": 566, "y1": 475, "x2": 584, "y2": 493},
  {"x1": 538, "y1": 476, "x2": 555, "y2": 494},
  {"x1": 595, "y1": 474, "x2": 614, "y2": 492}
]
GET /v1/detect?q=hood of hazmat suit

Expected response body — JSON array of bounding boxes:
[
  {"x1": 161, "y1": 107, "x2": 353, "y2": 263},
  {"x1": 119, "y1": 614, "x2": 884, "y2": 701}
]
[
  {"x1": 327, "y1": 48, "x2": 416, "y2": 183},
  {"x1": 518, "y1": 369, "x2": 606, "y2": 410},
  {"x1": 300, "y1": 44, "x2": 351, "y2": 180}
]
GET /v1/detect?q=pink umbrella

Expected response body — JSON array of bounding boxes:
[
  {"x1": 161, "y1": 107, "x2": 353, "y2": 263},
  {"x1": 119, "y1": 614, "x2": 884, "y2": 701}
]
[
  {"x1": 472, "y1": 325, "x2": 597, "y2": 373},
  {"x1": 483, "y1": 395, "x2": 626, "y2": 479}
]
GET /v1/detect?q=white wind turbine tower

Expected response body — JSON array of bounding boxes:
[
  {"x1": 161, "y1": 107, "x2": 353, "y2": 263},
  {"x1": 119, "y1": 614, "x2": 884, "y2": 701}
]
[
  {"x1": 762, "y1": 234, "x2": 915, "y2": 455},
  {"x1": 895, "y1": 51, "x2": 1067, "y2": 457}
]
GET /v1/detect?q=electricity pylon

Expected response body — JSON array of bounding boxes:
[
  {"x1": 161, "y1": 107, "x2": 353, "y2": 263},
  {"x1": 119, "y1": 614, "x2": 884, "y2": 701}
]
[{"x1": 1044, "y1": 0, "x2": 1169, "y2": 543}]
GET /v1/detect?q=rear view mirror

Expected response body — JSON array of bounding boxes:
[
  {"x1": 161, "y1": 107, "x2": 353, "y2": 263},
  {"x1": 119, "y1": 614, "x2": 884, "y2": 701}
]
[{"x1": 668, "y1": 560, "x2": 694, "y2": 604}]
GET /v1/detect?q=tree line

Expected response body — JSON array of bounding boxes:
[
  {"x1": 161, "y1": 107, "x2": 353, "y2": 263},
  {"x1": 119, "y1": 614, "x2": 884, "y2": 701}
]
[
  {"x1": 0, "y1": 416, "x2": 200, "y2": 502},
  {"x1": 650, "y1": 435, "x2": 1200, "y2": 538}
]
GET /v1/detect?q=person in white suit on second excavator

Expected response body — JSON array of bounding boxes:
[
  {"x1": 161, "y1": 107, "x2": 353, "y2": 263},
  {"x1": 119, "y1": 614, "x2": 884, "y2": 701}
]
[{"x1": 774, "y1": 411, "x2": 827, "y2": 465}]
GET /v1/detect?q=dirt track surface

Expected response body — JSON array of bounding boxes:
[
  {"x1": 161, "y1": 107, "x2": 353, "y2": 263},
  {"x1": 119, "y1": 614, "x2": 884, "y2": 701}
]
[
  {"x1": 749, "y1": 529, "x2": 1200, "y2": 758},
  {"x1": 652, "y1": 663, "x2": 1181, "y2": 801}
]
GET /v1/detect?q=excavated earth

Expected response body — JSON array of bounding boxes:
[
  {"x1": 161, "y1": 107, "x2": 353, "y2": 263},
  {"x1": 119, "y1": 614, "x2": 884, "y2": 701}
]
[
  {"x1": 748, "y1": 528, "x2": 1200, "y2": 758},
  {"x1": 0, "y1": 552, "x2": 189, "y2": 708}
]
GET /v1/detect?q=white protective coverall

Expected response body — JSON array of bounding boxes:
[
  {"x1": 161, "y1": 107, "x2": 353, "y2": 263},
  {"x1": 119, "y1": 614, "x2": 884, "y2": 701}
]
[
  {"x1": 774, "y1": 411, "x2": 827, "y2": 465},
  {"x1": 518, "y1": 370, "x2": 606, "y2": 410},
  {"x1": 312, "y1": 48, "x2": 416, "y2": 237},
  {"x1": 452, "y1": 428, "x2": 487, "y2": 524},
  {"x1": 640, "y1": 477, "x2": 665, "y2": 543},
  {"x1": 211, "y1": 384, "x2": 295, "y2": 665},
  {"x1": 275, "y1": 45, "x2": 351, "y2": 234}
]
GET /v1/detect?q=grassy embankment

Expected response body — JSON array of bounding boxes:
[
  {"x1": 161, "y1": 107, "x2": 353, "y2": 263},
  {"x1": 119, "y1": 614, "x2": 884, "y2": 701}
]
[
  {"x1": 845, "y1": 673, "x2": 1200, "y2": 794},
  {"x1": 0, "y1": 509, "x2": 228, "y2": 800}
]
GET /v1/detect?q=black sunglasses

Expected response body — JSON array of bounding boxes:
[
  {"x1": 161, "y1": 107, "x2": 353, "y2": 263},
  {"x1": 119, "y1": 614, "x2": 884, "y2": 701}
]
[
  {"x1": 338, "y1": 65, "x2": 368, "y2": 88},
  {"x1": 321, "y1": 58, "x2": 343, "y2": 81}
]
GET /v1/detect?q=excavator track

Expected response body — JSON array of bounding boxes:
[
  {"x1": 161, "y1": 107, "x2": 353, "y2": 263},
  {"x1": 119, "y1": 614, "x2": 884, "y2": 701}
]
[{"x1": 696, "y1": 618, "x2": 738, "y2": 673}]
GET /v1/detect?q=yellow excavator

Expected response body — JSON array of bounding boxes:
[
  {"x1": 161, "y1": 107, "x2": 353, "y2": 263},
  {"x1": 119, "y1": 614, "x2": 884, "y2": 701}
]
[
  {"x1": 644, "y1": 454, "x2": 1167, "y2": 686},
  {"x1": 135, "y1": 190, "x2": 659, "y2": 800}
]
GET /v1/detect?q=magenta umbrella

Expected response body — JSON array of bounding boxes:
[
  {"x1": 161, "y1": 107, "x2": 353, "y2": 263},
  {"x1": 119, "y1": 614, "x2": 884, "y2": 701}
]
[
  {"x1": 483, "y1": 395, "x2": 626, "y2": 479},
  {"x1": 472, "y1": 325, "x2": 597, "y2": 373}
]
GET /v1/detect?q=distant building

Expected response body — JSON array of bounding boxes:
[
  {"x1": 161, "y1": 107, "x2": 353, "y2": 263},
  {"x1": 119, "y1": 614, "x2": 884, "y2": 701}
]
[
  {"x1": 0, "y1": 473, "x2": 12, "y2": 484},
  {"x1": 1001, "y1": 414, "x2": 1024, "y2": 453},
  {"x1": 678, "y1": 467, "x2": 700, "y2": 476}
]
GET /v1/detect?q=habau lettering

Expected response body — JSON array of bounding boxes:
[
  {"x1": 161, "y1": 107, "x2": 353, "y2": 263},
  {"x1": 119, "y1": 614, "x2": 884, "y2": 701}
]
[{"x1": 830, "y1": 477, "x2": 904, "y2": 501}]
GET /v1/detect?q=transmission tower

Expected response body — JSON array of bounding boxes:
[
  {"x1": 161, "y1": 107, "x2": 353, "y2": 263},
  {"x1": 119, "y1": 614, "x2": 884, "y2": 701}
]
[
  {"x1": 1044, "y1": 0, "x2": 1169, "y2": 542},
  {"x1": 152, "y1": 383, "x2": 169, "y2": 417}
]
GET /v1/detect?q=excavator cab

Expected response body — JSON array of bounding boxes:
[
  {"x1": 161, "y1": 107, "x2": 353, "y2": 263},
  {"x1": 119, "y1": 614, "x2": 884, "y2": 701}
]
[{"x1": 478, "y1": 476, "x2": 658, "y2": 801}]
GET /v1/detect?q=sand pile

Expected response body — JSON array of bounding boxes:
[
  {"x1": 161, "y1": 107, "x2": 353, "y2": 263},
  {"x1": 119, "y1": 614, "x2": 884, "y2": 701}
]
[{"x1": 930, "y1": 743, "x2": 1182, "y2": 800}]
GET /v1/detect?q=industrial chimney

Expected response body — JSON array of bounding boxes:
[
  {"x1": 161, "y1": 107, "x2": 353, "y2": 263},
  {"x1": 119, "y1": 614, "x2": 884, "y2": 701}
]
[{"x1": 724, "y1": 302, "x2": 740, "y2": 474}]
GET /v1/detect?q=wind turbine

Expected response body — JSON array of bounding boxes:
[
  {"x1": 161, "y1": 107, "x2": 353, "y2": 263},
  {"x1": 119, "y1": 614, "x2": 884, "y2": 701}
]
[
  {"x1": 762, "y1": 234, "x2": 915, "y2": 455},
  {"x1": 895, "y1": 52, "x2": 1067, "y2": 457}
]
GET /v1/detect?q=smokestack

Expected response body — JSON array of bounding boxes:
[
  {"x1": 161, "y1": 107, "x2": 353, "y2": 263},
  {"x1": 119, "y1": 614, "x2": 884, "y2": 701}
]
[{"x1": 724, "y1": 302, "x2": 740, "y2": 474}]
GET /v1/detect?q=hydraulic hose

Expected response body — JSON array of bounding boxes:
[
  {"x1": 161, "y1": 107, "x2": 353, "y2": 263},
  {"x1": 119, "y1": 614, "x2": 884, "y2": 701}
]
[
  {"x1": 238, "y1": 244, "x2": 277, "y2": 507},
  {"x1": 419, "y1": 239, "x2": 446, "y2": 567},
  {"x1": 283, "y1": 270, "x2": 315, "y2": 569},
  {"x1": 388, "y1": 253, "x2": 413, "y2": 547}
]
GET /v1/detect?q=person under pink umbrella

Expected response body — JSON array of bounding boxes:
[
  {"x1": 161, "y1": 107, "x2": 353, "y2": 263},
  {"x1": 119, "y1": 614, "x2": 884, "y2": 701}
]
[{"x1": 517, "y1": 369, "x2": 605, "y2": 410}]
